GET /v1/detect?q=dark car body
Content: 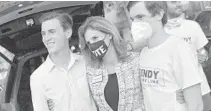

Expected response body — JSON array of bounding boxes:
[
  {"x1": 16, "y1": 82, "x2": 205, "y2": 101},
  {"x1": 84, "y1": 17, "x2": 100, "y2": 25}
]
[{"x1": 0, "y1": 1, "x2": 103, "y2": 111}]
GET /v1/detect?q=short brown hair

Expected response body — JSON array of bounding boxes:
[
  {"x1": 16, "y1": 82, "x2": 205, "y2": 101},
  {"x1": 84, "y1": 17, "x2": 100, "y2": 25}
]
[
  {"x1": 127, "y1": 1, "x2": 168, "y2": 25},
  {"x1": 39, "y1": 11, "x2": 73, "y2": 31}
]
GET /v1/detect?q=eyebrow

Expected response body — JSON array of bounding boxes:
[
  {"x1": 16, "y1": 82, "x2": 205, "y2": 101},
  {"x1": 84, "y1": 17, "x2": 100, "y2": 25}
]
[
  {"x1": 48, "y1": 29, "x2": 56, "y2": 32},
  {"x1": 135, "y1": 14, "x2": 144, "y2": 18}
]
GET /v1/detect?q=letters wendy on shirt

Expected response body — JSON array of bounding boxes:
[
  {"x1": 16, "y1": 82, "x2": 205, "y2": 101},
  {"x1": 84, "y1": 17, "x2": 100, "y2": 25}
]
[
  {"x1": 92, "y1": 45, "x2": 106, "y2": 57},
  {"x1": 140, "y1": 67, "x2": 165, "y2": 88}
]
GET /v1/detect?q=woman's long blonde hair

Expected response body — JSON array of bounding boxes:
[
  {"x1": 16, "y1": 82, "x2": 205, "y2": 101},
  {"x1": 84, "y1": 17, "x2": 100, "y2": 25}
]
[{"x1": 78, "y1": 16, "x2": 128, "y2": 68}]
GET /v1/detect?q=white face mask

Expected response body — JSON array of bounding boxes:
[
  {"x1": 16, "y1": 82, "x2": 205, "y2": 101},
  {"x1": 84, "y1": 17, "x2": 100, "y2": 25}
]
[{"x1": 131, "y1": 21, "x2": 153, "y2": 42}]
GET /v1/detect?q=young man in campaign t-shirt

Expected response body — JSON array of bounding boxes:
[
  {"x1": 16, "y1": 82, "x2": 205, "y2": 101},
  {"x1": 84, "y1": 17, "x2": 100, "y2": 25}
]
[{"x1": 127, "y1": 1, "x2": 203, "y2": 111}]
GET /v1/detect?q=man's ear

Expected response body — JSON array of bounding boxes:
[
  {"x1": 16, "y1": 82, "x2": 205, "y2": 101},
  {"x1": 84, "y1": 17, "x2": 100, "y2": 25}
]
[
  {"x1": 154, "y1": 9, "x2": 165, "y2": 21},
  {"x1": 65, "y1": 28, "x2": 72, "y2": 39}
]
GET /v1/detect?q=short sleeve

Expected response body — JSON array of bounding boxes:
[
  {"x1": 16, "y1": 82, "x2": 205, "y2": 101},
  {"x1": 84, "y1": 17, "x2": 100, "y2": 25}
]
[
  {"x1": 30, "y1": 75, "x2": 49, "y2": 111},
  {"x1": 173, "y1": 41, "x2": 202, "y2": 89},
  {"x1": 194, "y1": 21, "x2": 208, "y2": 50}
]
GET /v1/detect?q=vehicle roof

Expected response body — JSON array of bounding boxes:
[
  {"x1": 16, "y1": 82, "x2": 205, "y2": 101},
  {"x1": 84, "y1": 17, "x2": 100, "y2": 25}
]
[{"x1": 0, "y1": 1, "x2": 98, "y2": 26}]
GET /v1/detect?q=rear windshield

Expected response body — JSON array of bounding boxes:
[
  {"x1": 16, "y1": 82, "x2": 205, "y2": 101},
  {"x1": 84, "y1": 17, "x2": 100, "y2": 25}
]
[{"x1": 0, "y1": 45, "x2": 14, "y2": 80}]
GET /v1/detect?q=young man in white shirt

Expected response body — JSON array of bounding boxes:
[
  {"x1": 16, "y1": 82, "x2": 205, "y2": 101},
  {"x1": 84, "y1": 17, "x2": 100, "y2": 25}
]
[
  {"x1": 30, "y1": 11, "x2": 97, "y2": 111},
  {"x1": 127, "y1": 1, "x2": 203, "y2": 111},
  {"x1": 164, "y1": 2, "x2": 211, "y2": 111}
]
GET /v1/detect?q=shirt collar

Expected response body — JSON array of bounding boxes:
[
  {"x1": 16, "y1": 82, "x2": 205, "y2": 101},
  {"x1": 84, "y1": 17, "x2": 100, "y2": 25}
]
[{"x1": 45, "y1": 52, "x2": 79, "y2": 72}]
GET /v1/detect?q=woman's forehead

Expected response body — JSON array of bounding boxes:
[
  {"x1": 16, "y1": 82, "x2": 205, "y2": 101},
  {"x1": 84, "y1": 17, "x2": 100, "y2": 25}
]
[
  {"x1": 85, "y1": 28, "x2": 104, "y2": 37},
  {"x1": 84, "y1": 28, "x2": 104, "y2": 41}
]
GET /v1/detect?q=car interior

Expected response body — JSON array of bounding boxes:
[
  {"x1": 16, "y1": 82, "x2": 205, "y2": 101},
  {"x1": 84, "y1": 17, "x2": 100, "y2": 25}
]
[
  {"x1": 17, "y1": 54, "x2": 47, "y2": 111},
  {"x1": 0, "y1": 1, "x2": 103, "y2": 111}
]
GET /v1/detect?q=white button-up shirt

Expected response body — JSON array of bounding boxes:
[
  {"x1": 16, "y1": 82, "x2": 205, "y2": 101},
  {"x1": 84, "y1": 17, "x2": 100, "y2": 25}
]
[{"x1": 30, "y1": 53, "x2": 97, "y2": 111}]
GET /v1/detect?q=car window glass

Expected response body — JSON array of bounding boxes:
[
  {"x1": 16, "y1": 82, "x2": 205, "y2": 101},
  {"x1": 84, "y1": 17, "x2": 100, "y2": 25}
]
[
  {"x1": 0, "y1": 45, "x2": 14, "y2": 81},
  {"x1": 0, "y1": 57, "x2": 11, "y2": 80}
]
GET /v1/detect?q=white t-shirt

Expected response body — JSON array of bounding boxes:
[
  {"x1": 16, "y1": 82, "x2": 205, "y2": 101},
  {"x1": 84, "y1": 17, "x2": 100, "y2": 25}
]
[
  {"x1": 139, "y1": 36, "x2": 202, "y2": 111},
  {"x1": 165, "y1": 19, "x2": 210, "y2": 95}
]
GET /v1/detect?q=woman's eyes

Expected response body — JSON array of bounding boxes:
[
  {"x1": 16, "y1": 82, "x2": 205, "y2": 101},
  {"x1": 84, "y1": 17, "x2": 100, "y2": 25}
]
[
  {"x1": 92, "y1": 36, "x2": 99, "y2": 40},
  {"x1": 86, "y1": 36, "x2": 99, "y2": 44}
]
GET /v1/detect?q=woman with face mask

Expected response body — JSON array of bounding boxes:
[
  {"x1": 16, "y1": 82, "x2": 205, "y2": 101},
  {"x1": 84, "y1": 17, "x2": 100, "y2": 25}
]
[{"x1": 78, "y1": 16, "x2": 145, "y2": 111}]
